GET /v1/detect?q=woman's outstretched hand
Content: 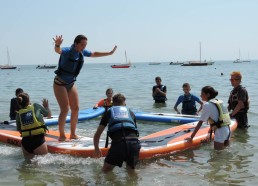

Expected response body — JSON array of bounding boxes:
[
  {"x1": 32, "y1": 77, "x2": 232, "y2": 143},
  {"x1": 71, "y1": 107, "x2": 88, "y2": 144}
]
[
  {"x1": 53, "y1": 35, "x2": 63, "y2": 46},
  {"x1": 110, "y1": 45, "x2": 117, "y2": 55}
]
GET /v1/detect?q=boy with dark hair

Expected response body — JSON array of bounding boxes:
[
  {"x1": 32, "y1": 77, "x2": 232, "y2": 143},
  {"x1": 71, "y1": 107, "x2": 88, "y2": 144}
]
[{"x1": 9, "y1": 88, "x2": 24, "y2": 120}]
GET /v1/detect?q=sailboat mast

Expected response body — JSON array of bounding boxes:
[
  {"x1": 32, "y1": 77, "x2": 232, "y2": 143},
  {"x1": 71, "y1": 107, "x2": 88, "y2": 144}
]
[
  {"x1": 7, "y1": 48, "x2": 11, "y2": 65},
  {"x1": 125, "y1": 50, "x2": 128, "y2": 64},
  {"x1": 199, "y1": 42, "x2": 202, "y2": 62}
]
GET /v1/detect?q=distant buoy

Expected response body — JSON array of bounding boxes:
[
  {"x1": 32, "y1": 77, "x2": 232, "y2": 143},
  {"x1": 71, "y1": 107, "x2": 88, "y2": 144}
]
[{"x1": 221, "y1": 72, "x2": 223, "y2": 76}]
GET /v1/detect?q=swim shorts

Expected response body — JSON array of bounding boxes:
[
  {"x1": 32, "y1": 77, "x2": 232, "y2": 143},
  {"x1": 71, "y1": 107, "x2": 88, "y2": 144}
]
[
  {"x1": 214, "y1": 126, "x2": 230, "y2": 143},
  {"x1": 105, "y1": 139, "x2": 141, "y2": 169},
  {"x1": 21, "y1": 134, "x2": 45, "y2": 153}
]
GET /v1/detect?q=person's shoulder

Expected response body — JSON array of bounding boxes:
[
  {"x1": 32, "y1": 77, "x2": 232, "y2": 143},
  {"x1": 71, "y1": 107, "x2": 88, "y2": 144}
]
[
  {"x1": 32, "y1": 103, "x2": 41, "y2": 108},
  {"x1": 61, "y1": 47, "x2": 72, "y2": 54},
  {"x1": 82, "y1": 49, "x2": 92, "y2": 57},
  {"x1": 191, "y1": 94, "x2": 200, "y2": 100},
  {"x1": 240, "y1": 85, "x2": 248, "y2": 92},
  {"x1": 178, "y1": 94, "x2": 184, "y2": 99}
]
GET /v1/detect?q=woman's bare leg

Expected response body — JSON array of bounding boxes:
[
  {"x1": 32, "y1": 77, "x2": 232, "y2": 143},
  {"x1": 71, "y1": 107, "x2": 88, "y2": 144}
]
[
  {"x1": 53, "y1": 83, "x2": 70, "y2": 141},
  {"x1": 68, "y1": 84, "x2": 79, "y2": 139},
  {"x1": 214, "y1": 141, "x2": 227, "y2": 150},
  {"x1": 21, "y1": 145, "x2": 34, "y2": 160},
  {"x1": 33, "y1": 142, "x2": 48, "y2": 155}
]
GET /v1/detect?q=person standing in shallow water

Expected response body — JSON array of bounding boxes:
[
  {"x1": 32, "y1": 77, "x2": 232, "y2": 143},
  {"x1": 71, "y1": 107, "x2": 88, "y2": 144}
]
[
  {"x1": 9, "y1": 88, "x2": 24, "y2": 120},
  {"x1": 93, "y1": 93, "x2": 141, "y2": 173},
  {"x1": 16, "y1": 93, "x2": 51, "y2": 159},
  {"x1": 152, "y1": 76, "x2": 167, "y2": 103},
  {"x1": 185, "y1": 86, "x2": 231, "y2": 150},
  {"x1": 53, "y1": 35, "x2": 117, "y2": 141},
  {"x1": 174, "y1": 83, "x2": 203, "y2": 115},
  {"x1": 228, "y1": 71, "x2": 250, "y2": 129}
]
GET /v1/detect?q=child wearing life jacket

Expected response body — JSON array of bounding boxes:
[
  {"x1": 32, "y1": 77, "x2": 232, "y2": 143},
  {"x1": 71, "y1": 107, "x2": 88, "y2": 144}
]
[
  {"x1": 93, "y1": 93, "x2": 141, "y2": 173},
  {"x1": 152, "y1": 76, "x2": 167, "y2": 103},
  {"x1": 93, "y1": 88, "x2": 113, "y2": 110},
  {"x1": 16, "y1": 93, "x2": 51, "y2": 159},
  {"x1": 174, "y1": 83, "x2": 203, "y2": 115}
]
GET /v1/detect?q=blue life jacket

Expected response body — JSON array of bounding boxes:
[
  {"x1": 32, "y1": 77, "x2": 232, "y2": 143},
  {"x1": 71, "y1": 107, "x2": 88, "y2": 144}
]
[
  {"x1": 55, "y1": 46, "x2": 84, "y2": 81},
  {"x1": 182, "y1": 94, "x2": 197, "y2": 115},
  {"x1": 108, "y1": 106, "x2": 138, "y2": 133}
]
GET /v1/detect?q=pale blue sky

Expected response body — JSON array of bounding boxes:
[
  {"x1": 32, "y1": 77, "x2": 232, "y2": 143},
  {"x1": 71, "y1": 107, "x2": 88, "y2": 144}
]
[{"x1": 0, "y1": 0, "x2": 257, "y2": 65}]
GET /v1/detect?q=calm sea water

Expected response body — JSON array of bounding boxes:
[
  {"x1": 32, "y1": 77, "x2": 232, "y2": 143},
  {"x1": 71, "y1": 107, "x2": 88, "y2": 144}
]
[{"x1": 0, "y1": 61, "x2": 258, "y2": 185}]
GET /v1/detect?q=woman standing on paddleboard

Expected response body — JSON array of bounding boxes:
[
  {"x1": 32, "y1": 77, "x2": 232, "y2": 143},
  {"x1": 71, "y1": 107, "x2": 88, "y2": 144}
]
[{"x1": 53, "y1": 35, "x2": 117, "y2": 141}]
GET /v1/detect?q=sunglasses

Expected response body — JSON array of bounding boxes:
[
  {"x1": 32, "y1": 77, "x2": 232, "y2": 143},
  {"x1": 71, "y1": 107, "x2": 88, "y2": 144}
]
[{"x1": 229, "y1": 78, "x2": 240, "y2": 81}]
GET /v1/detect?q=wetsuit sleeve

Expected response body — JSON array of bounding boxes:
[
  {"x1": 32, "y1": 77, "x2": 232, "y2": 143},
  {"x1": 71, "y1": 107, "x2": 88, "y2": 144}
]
[
  {"x1": 99, "y1": 110, "x2": 110, "y2": 127},
  {"x1": 192, "y1": 94, "x2": 201, "y2": 102},
  {"x1": 9, "y1": 98, "x2": 17, "y2": 119},
  {"x1": 238, "y1": 88, "x2": 248, "y2": 102},
  {"x1": 16, "y1": 114, "x2": 21, "y2": 131},
  {"x1": 152, "y1": 86, "x2": 156, "y2": 93},
  {"x1": 175, "y1": 95, "x2": 183, "y2": 107},
  {"x1": 163, "y1": 86, "x2": 167, "y2": 93},
  {"x1": 34, "y1": 103, "x2": 49, "y2": 118},
  {"x1": 83, "y1": 49, "x2": 92, "y2": 57}
]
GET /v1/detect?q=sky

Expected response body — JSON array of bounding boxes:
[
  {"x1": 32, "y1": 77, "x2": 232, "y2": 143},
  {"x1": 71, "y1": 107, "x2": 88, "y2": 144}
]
[{"x1": 0, "y1": 0, "x2": 257, "y2": 65}]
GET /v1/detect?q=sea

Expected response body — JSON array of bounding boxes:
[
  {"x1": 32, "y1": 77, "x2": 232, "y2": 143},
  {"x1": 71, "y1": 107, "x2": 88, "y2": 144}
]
[{"x1": 0, "y1": 61, "x2": 257, "y2": 186}]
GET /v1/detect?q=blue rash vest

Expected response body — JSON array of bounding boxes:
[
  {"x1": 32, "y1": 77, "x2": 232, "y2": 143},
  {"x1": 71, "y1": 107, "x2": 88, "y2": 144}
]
[
  {"x1": 175, "y1": 94, "x2": 200, "y2": 115},
  {"x1": 55, "y1": 45, "x2": 92, "y2": 84}
]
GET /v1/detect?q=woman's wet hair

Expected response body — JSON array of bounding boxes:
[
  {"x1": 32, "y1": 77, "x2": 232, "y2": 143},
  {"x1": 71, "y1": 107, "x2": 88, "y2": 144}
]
[
  {"x1": 17, "y1": 93, "x2": 30, "y2": 108},
  {"x1": 201, "y1": 86, "x2": 218, "y2": 100},
  {"x1": 74, "y1": 35, "x2": 87, "y2": 44},
  {"x1": 112, "y1": 93, "x2": 126, "y2": 106}
]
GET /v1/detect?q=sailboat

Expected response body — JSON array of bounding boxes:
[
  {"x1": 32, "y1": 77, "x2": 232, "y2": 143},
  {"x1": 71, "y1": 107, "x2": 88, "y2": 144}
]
[
  {"x1": 233, "y1": 49, "x2": 251, "y2": 63},
  {"x1": 181, "y1": 43, "x2": 214, "y2": 66},
  {"x1": 233, "y1": 49, "x2": 242, "y2": 63},
  {"x1": 111, "y1": 50, "x2": 131, "y2": 68},
  {"x1": 242, "y1": 52, "x2": 251, "y2": 62},
  {"x1": 0, "y1": 48, "x2": 17, "y2": 70}
]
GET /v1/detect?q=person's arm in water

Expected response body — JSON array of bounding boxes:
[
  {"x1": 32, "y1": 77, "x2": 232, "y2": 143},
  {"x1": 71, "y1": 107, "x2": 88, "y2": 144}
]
[
  {"x1": 93, "y1": 125, "x2": 106, "y2": 158},
  {"x1": 174, "y1": 96, "x2": 181, "y2": 114}
]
